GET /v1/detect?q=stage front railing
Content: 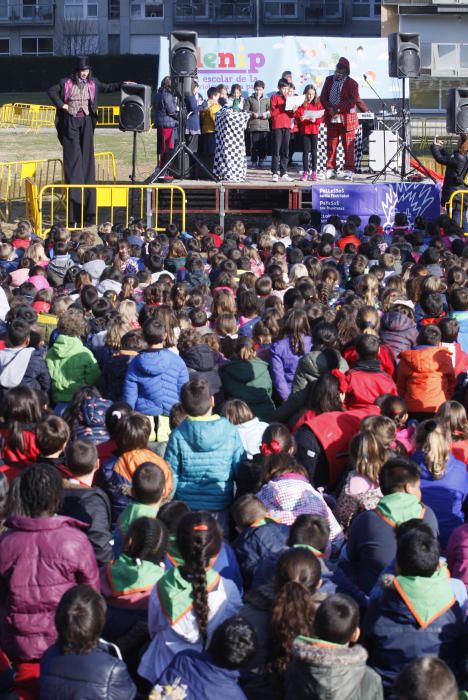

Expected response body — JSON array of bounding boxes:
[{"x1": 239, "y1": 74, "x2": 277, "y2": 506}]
[
  {"x1": 448, "y1": 189, "x2": 468, "y2": 230},
  {"x1": 31, "y1": 183, "x2": 186, "y2": 236}
]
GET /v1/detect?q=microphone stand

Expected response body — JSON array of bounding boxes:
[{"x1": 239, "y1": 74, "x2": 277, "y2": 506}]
[{"x1": 363, "y1": 74, "x2": 389, "y2": 178}]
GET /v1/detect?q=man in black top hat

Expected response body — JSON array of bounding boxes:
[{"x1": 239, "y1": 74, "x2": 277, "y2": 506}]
[{"x1": 48, "y1": 56, "x2": 130, "y2": 226}]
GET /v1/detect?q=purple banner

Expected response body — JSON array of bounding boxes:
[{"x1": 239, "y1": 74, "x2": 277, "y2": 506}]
[{"x1": 311, "y1": 182, "x2": 441, "y2": 227}]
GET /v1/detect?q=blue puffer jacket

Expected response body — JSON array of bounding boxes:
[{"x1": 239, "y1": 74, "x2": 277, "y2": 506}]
[
  {"x1": 165, "y1": 415, "x2": 245, "y2": 511},
  {"x1": 40, "y1": 641, "x2": 136, "y2": 700},
  {"x1": 123, "y1": 349, "x2": 189, "y2": 416},
  {"x1": 232, "y1": 521, "x2": 289, "y2": 589},
  {"x1": 452, "y1": 310, "x2": 468, "y2": 354}
]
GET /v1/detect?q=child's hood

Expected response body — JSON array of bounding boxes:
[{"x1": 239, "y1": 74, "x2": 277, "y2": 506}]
[
  {"x1": 48, "y1": 334, "x2": 83, "y2": 358},
  {"x1": 381, "y1": 310, "x2": 416, "y2": 333},
  {"x1": 177, "y1": 415, "x2": 228, "y2": 452},
  {"x1": 136, "y1": 348, "x2": 176, "y2": 377}
]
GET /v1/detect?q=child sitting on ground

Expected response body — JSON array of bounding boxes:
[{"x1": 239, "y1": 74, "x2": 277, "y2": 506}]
[
  {"x1": 231, "y1": 494, "x2": 289, "y2": 589},
  {"x1": 155, "y1": 616, "x2": 257, "y2": 700},
  {"x1": 392, "y1": 657, "x2": 459, "y2": 700},
  {"x1": 362, "y1": 526, "x2": 465, "y2": 692},
  {"x1": 164, "y1": 377, "x2": 245, "y2": 531},
  {"x1": 379, "y1": 395, "x2": 416, "y2": 454},
  {"x1": 285, "y1": 594, "x2": 383, "y2": 700},
  {"x1": 114, "y1": 461, "x2": 166, "y2": 557}
]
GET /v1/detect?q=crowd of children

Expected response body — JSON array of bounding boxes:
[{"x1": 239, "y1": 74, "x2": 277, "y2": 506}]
[{"x1": 1, "y1": 209, "x2": 468, "y2": 699}]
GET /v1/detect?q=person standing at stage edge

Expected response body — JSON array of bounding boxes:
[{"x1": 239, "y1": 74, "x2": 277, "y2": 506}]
[
  {"x1": 48, "y1": 56, "x2": 131, "y2": 227},
  {"x1": 319, "y1": 56, "x2": 359, "y2": 181}
]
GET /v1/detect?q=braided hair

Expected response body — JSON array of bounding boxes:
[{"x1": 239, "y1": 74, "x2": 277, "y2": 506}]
[
  {"x1": 176, "y1": 511, "x2": 222, "y2": 646},
  {"x1": 124, "y1": 516, "x2": 168, "y2": 565},
  {"x1": 18, "y1": 463, "x2": 63, "y2": 517}
]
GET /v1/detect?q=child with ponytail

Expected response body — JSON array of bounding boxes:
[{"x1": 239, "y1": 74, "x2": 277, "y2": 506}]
[
  {"x1": 437, "y1": 399, "x2": 468, "y2": 465},
  {"x1": 138, "y1": 511, "x2": 242, "y2": 685},
  {"x1": 413, "y1": 419, "x2": 468, "y2": 549}
]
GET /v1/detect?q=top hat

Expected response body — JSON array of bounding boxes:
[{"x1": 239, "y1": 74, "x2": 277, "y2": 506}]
[{"x1": 74, "y1": 55, "x2": 90, "y2": 72}]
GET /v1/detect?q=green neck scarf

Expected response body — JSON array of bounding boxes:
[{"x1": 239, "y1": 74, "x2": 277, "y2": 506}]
[
  {"x1": 158, "y1": 565, "x2": 220, "y2": 625},
  {"x1": 293, "y1": 544, "x2": 324, "y2": 558},
  {"x1": 375, "y1": 492, "x2": 424, "y2": 528},
  {"x1": 108, "y1": 554, "x2": 164, "y2": 595},
  {"x1": 296, "y1": 635, "x2": 346, "y2": 648},
  {"x1": 166, "y1": 534, "x2": 185, "y2": 567},
  {"x1": 394, "y1": 566, "x2": 455, "y2": 628}
]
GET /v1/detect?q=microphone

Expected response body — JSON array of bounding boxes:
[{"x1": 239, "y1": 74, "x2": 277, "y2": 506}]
[{"x1": 363, "y1": 74, "x2": 368, "y2": 81}]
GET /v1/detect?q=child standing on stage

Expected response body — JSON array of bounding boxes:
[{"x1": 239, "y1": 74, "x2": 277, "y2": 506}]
[
  {"x1": 295, "y1": 84, "x2": 323, "y2": 182},
  {"x1": 270, "y1": 78, "x2": 294, "y2": 182},
  {"x1": 200, "y1": 87, "x2": 221, "y2": 173},
  {"x1": 244, "y1": 80, "x2": 270, "y2": 169}
]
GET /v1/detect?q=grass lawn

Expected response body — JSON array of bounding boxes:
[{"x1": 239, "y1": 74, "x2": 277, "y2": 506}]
[{"x1": 0, "y1": 128, "x2": 157, "y2": 182}]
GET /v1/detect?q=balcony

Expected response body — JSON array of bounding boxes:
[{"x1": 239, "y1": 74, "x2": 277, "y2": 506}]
[
  {"x1": 0, "y1": 1, "x2": 54, "y2": 23},
  {"x1": 174, "y1": 0, "x2": 254, "y2": 24},
  {"x1": 263, "y1": 0, "x2": 344, "y2": 23}
]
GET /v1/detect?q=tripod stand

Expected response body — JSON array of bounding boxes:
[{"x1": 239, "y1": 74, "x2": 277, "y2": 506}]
[
  {"x1": 146, "y1": 79, "x2": 217, "y2": 184},
  {"x1": 371, "y1": 77, "x2": 436, "y2": 184}
]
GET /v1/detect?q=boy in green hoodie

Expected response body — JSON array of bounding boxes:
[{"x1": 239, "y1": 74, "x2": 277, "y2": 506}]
[
  {"x1": 114, "y1": 461, "x2": 166, "y2": 557},
  {"x1": 45, "y1": 308, "x2": 100, "y2": 409},
  {"x1": 339, "y1": 457, "x2": 439, "y2": 595}
]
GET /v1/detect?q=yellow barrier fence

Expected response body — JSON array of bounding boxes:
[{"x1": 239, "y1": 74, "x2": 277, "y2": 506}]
[
  {"x1": 8, "y1": 103, "x2": 56, "y2": 132},
  {"x1": 0, "y1": 152, "x2": 115, "y2": 222},
  {"x1": 31, "y1": 183, "x2": 186, "y2": 236},
  {"x1": 96, "y1": 105, "x2": 120, "y2": 127},
  {"x1": 448, "y1": 189, "x2": 468, "y2": 230},
  {"x1": 0, "y1": 103, "x2": 14, "y2": 128}
]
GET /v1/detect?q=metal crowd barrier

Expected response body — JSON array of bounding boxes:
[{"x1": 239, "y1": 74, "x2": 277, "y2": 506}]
[
  {"x1": 96, "y1": 105, "x2": 120, "y2": 127},
  {"x1": 0, "y1": 103, "x2": 122, "y2": 130},
  {"x1": 0, "y1": 152, "x2": 116, "y2": 222},
  {"x1": 448, "y1": 189, "x2": 468, "y2": 230},
  {"x1": 30, "y1": 183, "x2": 186, "y2": 236}
]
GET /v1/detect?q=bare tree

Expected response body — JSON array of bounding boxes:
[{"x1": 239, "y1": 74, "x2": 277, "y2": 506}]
[{"x1": 58, "y1": 18, "x2": 99, "y2": 55}]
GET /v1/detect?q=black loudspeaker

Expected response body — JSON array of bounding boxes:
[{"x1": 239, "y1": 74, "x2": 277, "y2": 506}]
[
  {"x1": 272, "y1": 208, "x2": 322, "y2": 230},
  {"x1": 169, "y1": 30, "x2": 198, "y2": 79},
  {"x1": 388, "y1": 32, "x2": 420, "y2": 78},
  {"x1": 119, "y1": 83, "x2": 151, "y2": 132},
  {"x1": 447, "y1": 88, "x2": 468, "y2": 134}
]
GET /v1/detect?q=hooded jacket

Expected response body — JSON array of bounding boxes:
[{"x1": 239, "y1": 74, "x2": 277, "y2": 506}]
[
  {"x1": 236, "y1": 417, "x2": 269, "y2": 459},
  {"x1": 60, "y1": 481, "x2": 113, "y2": 565},
  {"x1": 181, "y1": 344, "x2": 223, "y2": 406},
  {"x1": 232, "y1": 519, "x2": 289, "y2": 589},
  {"x1": 379, "y1": 311, "x2": 418, "y2": 359},
  {"x1": 397, "y1": 345, "x2": 455, "y2": 413},
  {"x1": 0, "y1": 346, "x2": 50, "y2": 393},
  {"x1": 292, "y1": 350, "x2": 349, "y2": 393},
  {"x1": 451, "y1": 310, "x2": 468, "y2": 354},
  {"x1": 46, "y1": 335, "x2": 101, "y2": 404},
  {"x1": 285, "y1": 637, "x2": 383, "y2": 700},
  {"x1": 413, "y1": 450, "x2": 468, "y2": 550},
  {"x1": 157, "y1": 649, "x2": 247, "y2": 700},
  {"x1": 220, "y1": 358, "x2": 275, "y2": 422},
  {"x1": 123, "y1": 348, "x2": 189, "y2": 416},
  {"x1": 342, "y1": 493, "x2": 439, "y2": 595},
  {"x1": 345, "y1": 361, "x2": 398, "y2": 409},
  {"x1": 430, "y1": 142, "x2": 468, "y2": 205},
  {"x1": 362, "y1": 569, "x2": 465, "y2": 691},
  {"x1": 72, "y1": 396, "x2": 111, "y2": 444},
  {"x1": 165, "y1": 415, "x2": 245, "y2": 511},
  {"x1": 99, "y1": 349, "x2": 137, "y2": 402},
  {"x1": 0, "y1": 515, "x2": 99, "y2": 660},
  {"x1": 269, "y1": 335, "x2": 313, "y2": 401},
  {"x1": 40, "y1": 641, "x2": 136, "y2": 700}
]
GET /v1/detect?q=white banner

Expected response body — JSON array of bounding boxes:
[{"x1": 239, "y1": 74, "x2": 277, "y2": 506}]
[{"x1": 159, "y1": 35, "x2": 403, "y2": 101}]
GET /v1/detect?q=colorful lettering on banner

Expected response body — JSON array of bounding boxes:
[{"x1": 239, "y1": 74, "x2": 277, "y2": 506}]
[{"x1": 159, "y1": 36, "x2": 402, "y2": 100}]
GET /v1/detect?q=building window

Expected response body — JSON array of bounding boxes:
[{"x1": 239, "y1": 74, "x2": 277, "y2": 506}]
[
  {"x1": 174, "y1": 0, "x2": 209, "y2": 19},
  {"x1": 214, "y1": 1, "x2": 253, "y2": 21},
  {"x1": 352, "y1": 0, "x2": 381, "y2": 20},
  {"x1": 264, "y1": 1, "x2": 298, "y2": 19},
  {"x1": 108, "y1": 0, "x2": 119, "y2": 18},
  {"x1": 64, "y1": 0, "x2": 98, "y2": 19},
  {"x1": 0, "y1": 38, "x2": 9, "y2": 54},
  {"x1": 0, "y1": 0, "x2": 8, "y2": 19},
  {"x1": 21, "y1": 36, "x2": 53, "y2": 54},
  {"x1": 130, "y1": 0, "x2": 163, "y2": 18}
]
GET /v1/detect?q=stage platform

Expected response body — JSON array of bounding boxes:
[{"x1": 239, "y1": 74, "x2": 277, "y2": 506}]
[{"x1": 156, "y1": 166, "x2": 441, "y2": 229}]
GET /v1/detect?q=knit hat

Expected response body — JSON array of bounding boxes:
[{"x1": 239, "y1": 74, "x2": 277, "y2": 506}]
[
  {"x1": 322, "y1": 223, "x2": 337, "y2": 237},
  {"x1": 74, "y1": 55, "x2": 90, "y2": 72},
  {"x1": 337, "y1": 57, "x2": 350, "y2": 75}
]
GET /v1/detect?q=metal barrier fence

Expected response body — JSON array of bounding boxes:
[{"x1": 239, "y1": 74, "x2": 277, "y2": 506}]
[
  {"x1": 448, "y1": 189, "x2": 468, "y2": 230},
  {"x1": 30, "y1": 183, "x2": 186, "y2": 236},
  {"x1": 0, "y1": 103, "x2": 122, "y2": 130},
  {"x1": 0, "y1": 152, "x2": 116, "y2": 222}
]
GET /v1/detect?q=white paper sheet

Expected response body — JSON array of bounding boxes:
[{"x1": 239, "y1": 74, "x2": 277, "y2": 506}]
[
  {"x1": 285, "y1": 94, "x2": 305, "y2": 110},
  {"x1": 303, "y1": 109, "x2": 324, "y2": 120}
]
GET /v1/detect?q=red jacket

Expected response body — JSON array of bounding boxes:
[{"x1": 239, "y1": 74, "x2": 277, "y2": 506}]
[
  {"x1": 338, "y1": 234, "x2": 361, "y2": 250},
  {"x1": 345, "y1": 362, "x2": 398, "y2": 410},
  {"x1": 270, "y1": 93, "x2": 293, "y2": 130},
  {"x1": 320, "y1": 75, "x2": 359, "y2": 132},
  {"x1": 293, "y1": 404, "x2": 381, "y2": 487},
  {"x1": 295, "y1": 101, "x2": 323, "y2": 135}
]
